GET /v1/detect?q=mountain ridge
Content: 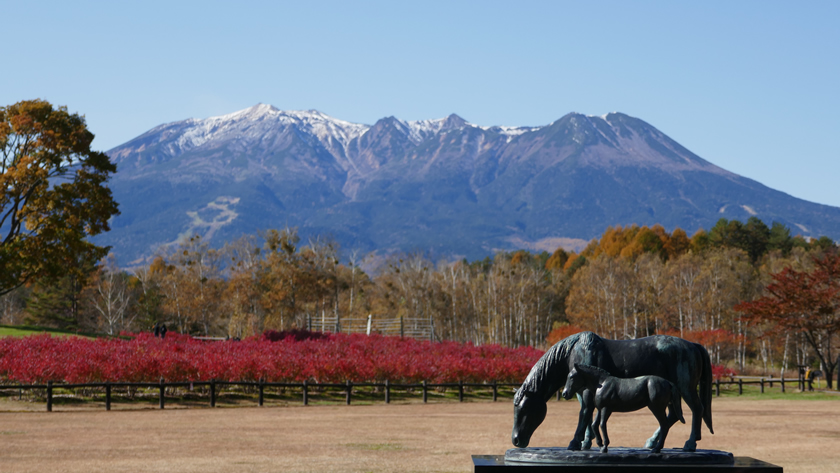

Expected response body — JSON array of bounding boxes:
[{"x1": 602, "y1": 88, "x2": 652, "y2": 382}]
[{"x1": 98, "y1": 104, "x2": 840, "y2": 264}]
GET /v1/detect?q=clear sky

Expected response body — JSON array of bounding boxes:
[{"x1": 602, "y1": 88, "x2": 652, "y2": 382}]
[{"x1": 3, "y1": 1, "x2": 839, "y2": 207}]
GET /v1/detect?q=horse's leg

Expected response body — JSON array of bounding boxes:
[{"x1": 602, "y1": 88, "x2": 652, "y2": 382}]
[
  {"x1": 650, "y1": 405, "x2": 670, "y2": 454},
  {"x1": 582, "y1": 392, "x2": 595, "y2": 450},
  {"x1": 681, "y1": 387, "x2": 704, "y2": 452},
  {"x1": 599, "y1": 408, "x2": 612, "y2": 453},
  {"x1": 644, "y1": 427, "x2": 661, "y2": 449},
  {"x1": 591, "y1": 409, "x2": 603, "y2": 448},
  {"x1": 568, "y1": 393, "x2": 591, "y2": 450},
  {"x1": 572, "y1": 391, "x2": 595, "y2": 450}
]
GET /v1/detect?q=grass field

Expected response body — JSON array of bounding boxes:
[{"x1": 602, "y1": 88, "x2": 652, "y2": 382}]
[
  {"x1": 1, "y1": 396, "x2": 837, "y2": 472},
  {"x1": 0, "y1": 324, "x2": 98, "y2": 338}
]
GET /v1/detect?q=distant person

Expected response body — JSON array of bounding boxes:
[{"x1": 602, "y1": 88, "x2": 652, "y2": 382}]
[
  {"x1": 160, "y1": 323, "x2": 167, "y2": 339},
  {"x1": 806, "y1": 368, "x2": 814, "y2": 391},
  {"x1": 153, "y1": 322, "x2": 161, "y2": 338}
]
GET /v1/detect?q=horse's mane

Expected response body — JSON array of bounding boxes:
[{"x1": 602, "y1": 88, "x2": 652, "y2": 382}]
[{"x1": 515, "y1": 331, "x2": 596, "y2": 403}]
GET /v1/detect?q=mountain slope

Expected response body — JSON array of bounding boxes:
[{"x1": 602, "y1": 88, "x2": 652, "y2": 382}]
[{"x1": 98, "y1": 105, "x2": 840, "y2": 263}]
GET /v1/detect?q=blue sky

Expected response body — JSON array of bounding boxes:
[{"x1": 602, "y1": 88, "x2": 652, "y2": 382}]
[{"x1": 3, "y1": 1, "x2": 839, "y2": 207}]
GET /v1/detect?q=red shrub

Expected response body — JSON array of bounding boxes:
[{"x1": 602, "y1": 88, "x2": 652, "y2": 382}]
[
  {"x1": 0, "y1": 332, "x2": 543, "y2": 384},
  {"x1": 712, "y1": 364, "x2": 737, "y2": 380}
]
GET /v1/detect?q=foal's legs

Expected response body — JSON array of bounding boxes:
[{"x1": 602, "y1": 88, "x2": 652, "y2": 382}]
[
  {"x1": 599, "y1": 408, "x2": 612, "y2": 453},
  {"x1": 591, "y1": 409, "x2": 604, "y2": 448},
  {"x1": 570, "y1": 392, "x2": 595, "y2": 450},
  {"x1": 649, "y1": 404, "x2": 671, "y2": 453}
]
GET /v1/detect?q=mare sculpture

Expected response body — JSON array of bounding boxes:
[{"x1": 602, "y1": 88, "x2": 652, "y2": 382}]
[
  {"x1": 561, "y1": 363, "x2": 685, "y2": 453},
  {"x1": 512, "y1": 331, "x2": 713, "y2": 452}
]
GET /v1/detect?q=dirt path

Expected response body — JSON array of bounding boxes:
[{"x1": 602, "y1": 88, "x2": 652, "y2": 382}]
[{"x1": 2, "y1": 397, "x2": 838, "y2": 472}]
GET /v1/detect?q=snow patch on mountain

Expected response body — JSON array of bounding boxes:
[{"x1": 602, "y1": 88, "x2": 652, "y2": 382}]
[
  {"x1": 402, "y1": 117, "x2": 451, "y2": 143},
  {"x1": 167, "y1": 104, "x2": 370, "y2": 156}
]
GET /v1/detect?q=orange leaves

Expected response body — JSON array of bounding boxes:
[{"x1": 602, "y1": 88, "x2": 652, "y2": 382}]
[
  {"x1": 574, "y1": 224, "x2": 690, "y2": 263},
  {"x1": 546, "y1": 324, "x2": 584, "y2": 346},
  {"x1": 1, "y1": 100, "x2": 118, "y2": 294}
]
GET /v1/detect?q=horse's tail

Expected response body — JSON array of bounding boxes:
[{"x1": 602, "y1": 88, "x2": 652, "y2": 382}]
[
  {"x1": 667, "y1": 381, "x2": 685, "y2": 424},
  {"x1": 698, "y1": 343, "x2": 714, "y2": 434}
]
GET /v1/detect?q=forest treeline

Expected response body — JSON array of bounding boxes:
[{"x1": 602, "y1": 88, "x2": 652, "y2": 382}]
[{"x1": 1, "y1": 217, "x2": 837, "y2": 376}]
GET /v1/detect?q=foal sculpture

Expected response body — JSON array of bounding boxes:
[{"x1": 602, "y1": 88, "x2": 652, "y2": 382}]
[{"x1": 561, "y1": 363, "x2": 685, "y2": 453}]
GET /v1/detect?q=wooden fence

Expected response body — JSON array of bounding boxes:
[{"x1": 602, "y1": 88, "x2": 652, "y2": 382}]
[
  {"x1": 0, "y1": 380, "x2": 519, "y2": 412},
  {"x1": 712, "y1": 376, "x2": 819, "y2": 396},
  {"x1": 2, "y1": 375, "x2": 824, "y2": 413}
]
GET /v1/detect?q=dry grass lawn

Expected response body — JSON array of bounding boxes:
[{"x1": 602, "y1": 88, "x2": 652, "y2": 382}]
[{"x1": 2, "y1": 397, "x2": 838, "y2": 472}]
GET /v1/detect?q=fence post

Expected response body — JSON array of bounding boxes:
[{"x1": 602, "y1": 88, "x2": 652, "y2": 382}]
[
  {"x1": 400, "y1": 316, "x2": 404, "y2": 338},
  {"x1": 106, "y1": 382, "x2": 111, "y2": 411},
  {"x1": 303, "y1": 380, "x2": 309, "y2": 406},
  {"x1": 492, "y1": 381, "x2": 498, "y2": 402},
  {"x1": 781, "y1": 376, "x2": 785, "y2": 393},
  {"x1": 422, "y1": 380, "x2": 428, "y2": 403},
  {"x1": 210, "y1": 379, "x2": 216, "y2": 408},
  {"x1": 47, "y1": 381, "x2": 53, "y2": 412},
  {"x1": 760, "y1": 379, "x2": 765, "y2": 394},
  {"x1": 346, "y1": 380, "x2": 352, "y2": 405},
  {"x1": 385, "y1": 379, "x2": 390, "y2": 404},
  {"x1": 258, "y1": 379, "x2": 264, "y2": 407},
  {"x1": 458, "y1": 381, "x2": 464, "y2": 402},
  {"x1": 159, "y1": 378, "x2": 165, "y2": 409},
  {"x1": 738, "y1": 378, "x2": 743, "y2": 395},
  {"x1": 716, "y1": 379, "x2": 720, "y2": 397}
]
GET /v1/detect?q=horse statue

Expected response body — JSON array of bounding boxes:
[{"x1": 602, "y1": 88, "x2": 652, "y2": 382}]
[
  {"x1": 561, "y1": 363, "x2": 685, "y2": 453},
  {"x1": 512, "y1": 331, "x2": 713, "y2": 452}
]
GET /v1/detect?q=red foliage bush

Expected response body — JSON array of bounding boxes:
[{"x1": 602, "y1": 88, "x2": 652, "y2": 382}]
[
  {"x1": 0, "y1": 333, "x2": 543, "y2": 385},
  {"x1": 711, "y1": 364, "x2": 737, "y2": 380}
]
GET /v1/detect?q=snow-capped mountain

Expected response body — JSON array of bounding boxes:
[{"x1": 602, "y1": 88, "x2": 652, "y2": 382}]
[{"x1": 99, "y1": 104, "x2": 840, "y2": 264}]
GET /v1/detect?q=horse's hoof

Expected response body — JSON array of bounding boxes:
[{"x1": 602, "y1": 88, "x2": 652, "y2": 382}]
[
  {"x1": 683, "y1": 440, "x2": 697, "y2": 452},
  {"x1": 567, "y1": 440, "x2": 582, "y2": 451},
  {"x1": 644, "y1": 437, "x2": 657, "y2": 449},
  {"x1": 651, "y1": 448, "x2": 662, "y2": 454},
  {"x1": 582, "y1": 440, "x2": 593, "y2": 450},
  {"x1": 600, "y1": 446, "x2": 608, "y2": 453}
]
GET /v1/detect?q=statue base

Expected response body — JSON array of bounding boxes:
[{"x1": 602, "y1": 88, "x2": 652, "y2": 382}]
[
  {"x1": 505, "y1": 447, "x2": 734, "y2": 465},
  {"x1": 474, "y1": 448, "x2": 782, "y2": 472}
]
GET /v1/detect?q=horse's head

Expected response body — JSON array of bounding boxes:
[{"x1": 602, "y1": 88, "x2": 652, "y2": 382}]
[
  {"x1": 512, "y1": 390, "x2": 547, "y2": 448},
  {"x1": 561, "y1": 366, "x2": 583, "y2": 400},
  {"x1": 563, "y1": 363, "x2": 608, "y2": 399}
]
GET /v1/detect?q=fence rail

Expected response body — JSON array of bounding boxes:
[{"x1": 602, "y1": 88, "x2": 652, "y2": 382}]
[
  {"x1": 713, "y1": 377, "x2": 817, "y2": 396},
  {"x1": 2, "y1": 375, "x2": 823, "y2": 413},
  {"x1": 0, "y1": 379, "x2": 519, "y2": 412}
]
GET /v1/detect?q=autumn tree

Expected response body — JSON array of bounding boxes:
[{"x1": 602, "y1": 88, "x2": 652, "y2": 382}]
[
  {"x1": 222, "y1": 234, "x2": 264, "y2": 337},
  {"x1": 0, "y1": 100, "x2": 119, "y2": 294},
  {"x1": 737, "y1": 251, "x2": 840, "y2": 388},
  {"x1": 24, "y1": 254, "x2": 97, "y2": 331},
  {"x1": 84, "y1": 255, "x2": 135, "y2": 335}
]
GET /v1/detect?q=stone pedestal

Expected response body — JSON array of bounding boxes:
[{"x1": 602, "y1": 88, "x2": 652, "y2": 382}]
[{"x1": 473, "y1": 447, "x2": 782, "y2": 472}]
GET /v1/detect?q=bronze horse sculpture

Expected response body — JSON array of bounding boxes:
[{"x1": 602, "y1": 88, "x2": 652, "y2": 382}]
[
  {"x1": 561, "y1": 363, "x2": 685, "y2": 453},
  {"x1": 512, "y1": 331, "x2": 713, "y2": 452}
]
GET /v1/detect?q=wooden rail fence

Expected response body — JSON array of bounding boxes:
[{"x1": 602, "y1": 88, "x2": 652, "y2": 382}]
[
  {"x1": 0, "y1": 380, "x2": 520, "y2": 412},
  {"x1": 2, "y1": 376, "x2": 822, "y2": 412},
  {"x1": 712, "y1": 376, "x2": 823, "y2": 396}
]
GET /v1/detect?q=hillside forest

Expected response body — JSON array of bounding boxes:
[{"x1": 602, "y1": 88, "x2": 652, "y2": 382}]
[{"x1": 2, "y1": 217, "x2": 839, "y2": 383}]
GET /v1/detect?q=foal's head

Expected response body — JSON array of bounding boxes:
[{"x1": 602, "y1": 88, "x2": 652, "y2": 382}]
[{"x1": 561, "y1": 363, "x2": 609, "y2": 399}]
